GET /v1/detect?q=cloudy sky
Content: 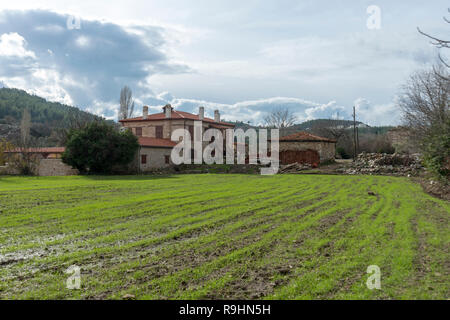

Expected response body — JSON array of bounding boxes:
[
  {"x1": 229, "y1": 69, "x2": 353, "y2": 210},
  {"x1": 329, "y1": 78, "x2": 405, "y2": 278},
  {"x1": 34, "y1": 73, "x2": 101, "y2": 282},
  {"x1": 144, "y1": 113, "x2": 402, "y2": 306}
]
[{"x1": 0, "y1": 1, "x2": 448, "y2": 125}]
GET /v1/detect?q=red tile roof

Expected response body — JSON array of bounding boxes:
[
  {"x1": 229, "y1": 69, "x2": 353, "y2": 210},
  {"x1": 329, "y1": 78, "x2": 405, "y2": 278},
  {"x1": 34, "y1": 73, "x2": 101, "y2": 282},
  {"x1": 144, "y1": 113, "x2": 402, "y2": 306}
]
[
  {"x1": 5, "y1": 147, "x2": 65, "y2": 153},
  {"x1": 120, "y1": 110, "x2": 235, "y2": 127},
  {"x1": 209, "y1": 123, "x2": 233, "y2": 130},
  {"x1": 138, "y1": 137, "x2": 177, "y2": 148},
  {"x1": 277, "y1": 131, "x2": 336, "y2": 143}
]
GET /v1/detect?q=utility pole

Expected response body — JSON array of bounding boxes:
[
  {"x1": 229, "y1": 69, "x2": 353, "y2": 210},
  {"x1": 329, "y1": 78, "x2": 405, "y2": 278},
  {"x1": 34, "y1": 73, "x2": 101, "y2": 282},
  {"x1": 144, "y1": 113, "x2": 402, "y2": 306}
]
[
  {"x1": 353, "y1": 106, "x2": 357, "y2": 161},
  {"x1": 356, "y1": 126, "x2": 359, "y2": 155}
]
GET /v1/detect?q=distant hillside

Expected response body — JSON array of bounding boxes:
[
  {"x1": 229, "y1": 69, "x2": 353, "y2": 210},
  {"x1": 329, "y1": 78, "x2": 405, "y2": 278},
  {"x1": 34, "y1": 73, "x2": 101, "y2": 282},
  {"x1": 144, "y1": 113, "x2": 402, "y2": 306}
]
[
  {"x1": 225, "y1": 120, "x2": 257, "y2": 130},
  {"x1": 0, "y1": 88, "x2": 101, "y2": 125},
  {"x1": 291, "y1": 119, "x2": 365, "y2": 131},
  {"x1": 0, "y1": 88, "x2": 104, "y2": 145}
]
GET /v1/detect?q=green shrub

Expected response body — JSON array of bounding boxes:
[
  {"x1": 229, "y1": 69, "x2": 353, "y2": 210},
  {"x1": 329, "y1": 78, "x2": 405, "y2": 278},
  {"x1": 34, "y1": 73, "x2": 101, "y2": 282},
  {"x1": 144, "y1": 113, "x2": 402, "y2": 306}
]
[
  {"x1": 336, "y1": 147, "x2": 350, "y2": 159},
  {"x1": 62, "y1": 122, "x2": 139, "y2": 174},
  {"x1": 422, "y1": 120, "x2": 450, "y2": 183}
]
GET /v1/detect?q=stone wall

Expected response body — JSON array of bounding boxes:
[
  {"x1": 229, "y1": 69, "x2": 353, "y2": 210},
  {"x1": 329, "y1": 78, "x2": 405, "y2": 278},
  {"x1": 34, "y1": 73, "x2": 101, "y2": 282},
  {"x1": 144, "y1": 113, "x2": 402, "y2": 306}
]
[
  {"x1": 279, "y1": 141, "x2": 335, "y2": 162},
  {"x1": 0, "y1": 164, "x2": 19, "y2": 175},
  {"x1": 139, "y1": 147, "x2": 173, "y2": 171},
  {"x1": 37, "y1": 159, "x2": 79, "y2": 176}
]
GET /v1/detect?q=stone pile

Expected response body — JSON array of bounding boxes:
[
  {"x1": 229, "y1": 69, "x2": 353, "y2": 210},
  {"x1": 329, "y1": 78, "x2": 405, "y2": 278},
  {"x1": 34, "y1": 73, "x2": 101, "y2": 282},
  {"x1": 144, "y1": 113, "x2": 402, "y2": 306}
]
[
  {"x1": 343, "y1": 152, "x2": 423, "y2": 176},
  {"x1": 278, "y1": 162, "x2": 312, "y2": 174}
]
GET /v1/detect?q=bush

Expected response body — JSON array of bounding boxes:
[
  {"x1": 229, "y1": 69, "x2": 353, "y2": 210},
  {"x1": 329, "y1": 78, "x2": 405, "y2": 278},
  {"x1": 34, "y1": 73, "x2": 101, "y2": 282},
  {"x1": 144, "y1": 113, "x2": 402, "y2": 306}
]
[
  {"x1": 422, "y1": 120, "x2": 450, "y2": 183},
  {"x1": 62, "y1": 122, "x2": 139, "y2": 174},
  {"x1": 336, "y1": 147, "x2": 350, "y2": 159}
]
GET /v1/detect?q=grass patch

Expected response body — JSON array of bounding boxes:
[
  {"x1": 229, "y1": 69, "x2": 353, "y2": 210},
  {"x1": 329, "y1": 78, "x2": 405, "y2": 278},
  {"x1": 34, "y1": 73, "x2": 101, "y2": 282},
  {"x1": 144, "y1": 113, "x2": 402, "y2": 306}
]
[{"x1": 0, "y1": 174, "x2": 448, "y2": 299}]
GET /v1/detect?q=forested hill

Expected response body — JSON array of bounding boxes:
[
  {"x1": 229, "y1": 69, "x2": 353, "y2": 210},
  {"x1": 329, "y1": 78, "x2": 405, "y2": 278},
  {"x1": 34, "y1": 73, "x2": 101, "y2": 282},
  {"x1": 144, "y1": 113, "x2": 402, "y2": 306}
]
[
  {"x1": 0, "y1": 88, "x2": 101, "y2": 125},
  {"x1": 0, "y1": 88, "x2": 104, "y2": 145}
]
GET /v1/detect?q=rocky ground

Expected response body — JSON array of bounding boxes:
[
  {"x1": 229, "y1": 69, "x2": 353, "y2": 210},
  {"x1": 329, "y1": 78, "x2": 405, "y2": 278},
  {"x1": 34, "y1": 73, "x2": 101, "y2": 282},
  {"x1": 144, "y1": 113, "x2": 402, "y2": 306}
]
[
  {"x1": 339, "y1": 152, "x2": 424, "y2": 177},
  {"x1": 278, "y1": 153, "x2": 424, "y2": 177}
]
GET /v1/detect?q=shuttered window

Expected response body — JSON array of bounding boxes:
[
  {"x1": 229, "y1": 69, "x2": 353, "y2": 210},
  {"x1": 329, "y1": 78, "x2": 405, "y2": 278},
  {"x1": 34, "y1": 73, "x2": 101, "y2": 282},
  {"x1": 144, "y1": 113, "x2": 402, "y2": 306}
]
[
  {"x1": 141, "y1": 155, "x2": 147, "y2": 164},
  {"x1": 155, "y1": 126, "x2": 163, "y2": 138},
  {"x1": 135, "y1": 127, "x2": 142, "y2": 136}
]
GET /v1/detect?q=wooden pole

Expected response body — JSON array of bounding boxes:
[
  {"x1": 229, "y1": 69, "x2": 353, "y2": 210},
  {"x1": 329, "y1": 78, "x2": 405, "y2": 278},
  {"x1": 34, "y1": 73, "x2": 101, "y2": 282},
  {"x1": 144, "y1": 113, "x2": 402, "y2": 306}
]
[
  {"x1": 353, "y1": 106, "x2": 357, "y2": 161},
  {"x1": 356, "y1": 126, "x2": 359, "y2": 155}
]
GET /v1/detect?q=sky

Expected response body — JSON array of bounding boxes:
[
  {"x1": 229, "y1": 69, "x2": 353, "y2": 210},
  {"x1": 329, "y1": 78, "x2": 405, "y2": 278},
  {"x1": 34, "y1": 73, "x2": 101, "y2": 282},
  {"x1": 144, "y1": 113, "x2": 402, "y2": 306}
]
[{"x1": 0, "y1": 0, "x2": 448, "y2": 125}]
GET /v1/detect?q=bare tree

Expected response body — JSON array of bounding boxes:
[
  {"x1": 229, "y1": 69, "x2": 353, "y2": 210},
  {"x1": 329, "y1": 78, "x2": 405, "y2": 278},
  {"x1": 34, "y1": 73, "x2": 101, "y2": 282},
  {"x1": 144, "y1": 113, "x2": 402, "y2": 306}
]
[
  {"x1": 119, "y1": 86, "x2": 135, "y2": 120},
  {"x1": 264, "y1": 107, "x2": 297, "y2": 129},
  {"x1": 399, "y1": 65, "x2": 450, "y2": 179},
  {"x1": 0, "y1": 139, "x2": 14, "y2": 165},
  {"x1": 11, "y1": 109, "x2": 40, "y2": 174},
  {"x1": 418, "y1": 8, "x2": 450, "y2": 72},
  {"x1": 399, "y1": 65, "x2": 449, "y2": 139},
  {"x1": 20, "y1": 109, "x2": 31, "y2": 145}
]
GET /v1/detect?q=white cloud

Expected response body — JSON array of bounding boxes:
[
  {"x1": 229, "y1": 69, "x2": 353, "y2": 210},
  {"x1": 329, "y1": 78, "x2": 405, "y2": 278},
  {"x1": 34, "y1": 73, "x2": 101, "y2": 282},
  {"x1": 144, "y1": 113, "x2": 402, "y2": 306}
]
[
  {"x1": 85, "y1": 99, "x2": 118, "y2": 120},
  {"x1": 0, "y1": 2, "x2": 446, "y2": 125},
  {"x1": 134, "y1": 92, "x2": 401, "y2": 127},
  {"x1": 75, "y1": 35, "x2": 90, "y2": 48},
  {"x1": 143, "y1": 93, "x2": 351, "y2": 126},
  {"x1": 354, "y1": 97, "x2": 401, "y2": 126},
  {"x1": 0, "y1": 32, "x2": 36, "y2": 58}
]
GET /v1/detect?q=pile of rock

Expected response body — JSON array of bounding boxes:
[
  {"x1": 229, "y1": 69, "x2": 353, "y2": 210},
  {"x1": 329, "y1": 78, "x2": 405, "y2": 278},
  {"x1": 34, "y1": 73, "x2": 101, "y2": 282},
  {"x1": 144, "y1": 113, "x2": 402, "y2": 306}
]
[
  {"x1": 342, "y1": 153, "x2": 423, "y2": 176},
  {"x1": 278, "y1": 162, "x2": 312, "y2": 174}
]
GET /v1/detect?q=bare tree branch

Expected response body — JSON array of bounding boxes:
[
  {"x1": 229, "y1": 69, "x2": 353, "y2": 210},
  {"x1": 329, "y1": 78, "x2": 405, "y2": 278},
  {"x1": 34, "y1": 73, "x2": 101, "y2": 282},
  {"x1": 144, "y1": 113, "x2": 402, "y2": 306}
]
[
  {"x1": 417, "y1": 27, "x2": 450, "y2": 48},
  {"x1": 264, "y1": 107, "x2": 297, "y2": 129},
  {"x1": 417, "y1": 8, "x2": 450, "y2": 73}
]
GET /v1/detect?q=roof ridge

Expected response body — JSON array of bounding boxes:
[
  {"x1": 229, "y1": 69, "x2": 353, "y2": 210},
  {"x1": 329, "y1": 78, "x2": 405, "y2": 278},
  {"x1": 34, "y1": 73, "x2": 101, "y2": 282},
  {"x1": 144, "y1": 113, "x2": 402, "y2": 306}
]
[{"x1": 173, "y1": 110, "x2": 185, "y2": 118}]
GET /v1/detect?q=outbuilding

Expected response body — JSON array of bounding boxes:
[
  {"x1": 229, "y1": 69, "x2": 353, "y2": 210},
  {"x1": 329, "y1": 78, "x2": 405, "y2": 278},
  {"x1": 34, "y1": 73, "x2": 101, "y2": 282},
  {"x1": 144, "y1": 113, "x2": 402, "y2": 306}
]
[{"x1": 278, "y1": 131, "x2": 336, "y2": 166}]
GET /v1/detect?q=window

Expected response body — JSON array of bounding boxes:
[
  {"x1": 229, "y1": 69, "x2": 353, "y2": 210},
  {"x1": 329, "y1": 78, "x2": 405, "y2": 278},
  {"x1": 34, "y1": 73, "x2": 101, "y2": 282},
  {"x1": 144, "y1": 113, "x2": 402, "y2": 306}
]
[
  {"x1": 165, "y1": 155, "x2": 170, "y2": 164},
  {"x1": 135, "y1": 127, "x2": 142, "y2": 136},
  {"x1": 155, "y1": 126, "x2": 163, "y2": 138},
  {"x1": 188, "y1": 125, "x2": 194, "y2": 140},
  {"x1": 141, "y1": 155, "x2": 147, "y2": 164}
]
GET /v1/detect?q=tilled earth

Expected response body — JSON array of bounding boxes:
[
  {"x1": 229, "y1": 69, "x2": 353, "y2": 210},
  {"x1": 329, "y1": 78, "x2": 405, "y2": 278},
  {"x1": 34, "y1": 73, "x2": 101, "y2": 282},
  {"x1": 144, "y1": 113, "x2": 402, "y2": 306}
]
[{"x1": 0, "y1": 174, "x2": 448, "y2": 299}]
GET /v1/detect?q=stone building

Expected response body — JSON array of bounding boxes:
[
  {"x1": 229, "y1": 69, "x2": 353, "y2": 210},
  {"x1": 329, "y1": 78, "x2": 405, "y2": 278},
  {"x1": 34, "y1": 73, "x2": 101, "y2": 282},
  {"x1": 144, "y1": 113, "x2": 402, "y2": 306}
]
[
  {"x1": 2, "y1": 147, "x2": 78, "y2": 176},
  {"x1": 277, "y1": 131, "x2": 336, "y2": 166},
  {"x1": 387, "y1": 126, "x2": 418, "y2": 154},
  {"x1": 4, "y1": 147, "x2": 65, "y2": 160},
  {"x1": 120, "y1": 104, "x2": 235, "y2": 171}
]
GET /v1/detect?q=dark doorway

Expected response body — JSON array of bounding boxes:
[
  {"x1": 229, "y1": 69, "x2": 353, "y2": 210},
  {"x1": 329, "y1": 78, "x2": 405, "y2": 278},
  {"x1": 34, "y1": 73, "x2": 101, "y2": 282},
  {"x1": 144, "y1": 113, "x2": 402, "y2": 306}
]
[{"x1": 280, "y1": 149, "x2": 320, "y2": 167}]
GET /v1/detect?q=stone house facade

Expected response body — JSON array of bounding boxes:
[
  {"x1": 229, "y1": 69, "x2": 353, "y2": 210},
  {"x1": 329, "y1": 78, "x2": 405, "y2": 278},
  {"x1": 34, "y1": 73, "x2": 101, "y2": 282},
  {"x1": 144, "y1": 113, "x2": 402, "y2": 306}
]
[
  {"x1": 120, "y1": 104, "x2": 235, "y2": 171},
  {"x1": 277, "y1": 132, "x2": 336, "y2": 166}
]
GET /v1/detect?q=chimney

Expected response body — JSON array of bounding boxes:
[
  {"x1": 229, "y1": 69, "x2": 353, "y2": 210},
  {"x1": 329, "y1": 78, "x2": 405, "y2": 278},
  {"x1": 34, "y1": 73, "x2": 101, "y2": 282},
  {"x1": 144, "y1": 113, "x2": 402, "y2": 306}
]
[
  {"x1": 163, "y1": 104, "x2": 172, "y2": 118},
  {"x1": 198, "y1": 106, "x2": 204, "y2": 120},
  {"x1": 143, "y1": 105, "x2": 148, "y2": 119},
  {"x1": 214, "y1": 110, "x2": 220, "y2": 123},
  {"x1": 163, "y1": 104, "x2": 173, "y2": 118}
]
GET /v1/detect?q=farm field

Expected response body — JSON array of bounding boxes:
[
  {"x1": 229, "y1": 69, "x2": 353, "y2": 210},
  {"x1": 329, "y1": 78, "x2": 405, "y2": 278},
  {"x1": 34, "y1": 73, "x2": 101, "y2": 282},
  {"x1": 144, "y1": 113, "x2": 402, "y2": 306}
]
[{"x1": 0, "y1": 174, "x2": 448, "y2": 299}]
